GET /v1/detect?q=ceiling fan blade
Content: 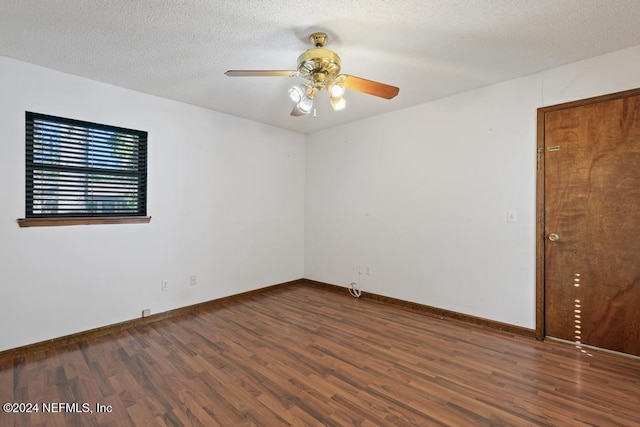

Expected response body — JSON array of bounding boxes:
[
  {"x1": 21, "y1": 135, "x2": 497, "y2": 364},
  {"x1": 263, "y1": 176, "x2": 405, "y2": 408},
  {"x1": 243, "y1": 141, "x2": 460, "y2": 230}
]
[
  {"x1": 344, "y1": 75, "x2": 399, "y2": 99},
  {"x1": 225, "y1": 70, "x2": 299, "y2": 77}
]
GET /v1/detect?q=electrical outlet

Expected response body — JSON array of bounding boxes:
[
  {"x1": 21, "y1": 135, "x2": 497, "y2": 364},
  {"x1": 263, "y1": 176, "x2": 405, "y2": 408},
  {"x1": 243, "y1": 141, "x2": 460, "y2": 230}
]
[
  {"x1": 190, "y1": 275, "x2": 197, "y2": 286},
  {"x1": 161, "y1": 280, "x2": 168, "y2": 291},
  {"x1": 366, "y1": 266, "x2": 371, "y2": 275}
]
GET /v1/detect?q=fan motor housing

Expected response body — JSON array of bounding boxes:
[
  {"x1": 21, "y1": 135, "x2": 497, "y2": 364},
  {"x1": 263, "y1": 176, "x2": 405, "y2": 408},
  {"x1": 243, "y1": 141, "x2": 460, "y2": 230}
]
[{"x1": 297, "y1": 48, "x2": 341, "y2": 81}]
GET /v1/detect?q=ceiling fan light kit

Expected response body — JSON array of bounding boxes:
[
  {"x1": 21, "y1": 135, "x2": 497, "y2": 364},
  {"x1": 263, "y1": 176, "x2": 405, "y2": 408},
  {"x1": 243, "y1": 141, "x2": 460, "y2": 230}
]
[{"x1": 225, "y1": 32, "x2": 399, "y2": 117}]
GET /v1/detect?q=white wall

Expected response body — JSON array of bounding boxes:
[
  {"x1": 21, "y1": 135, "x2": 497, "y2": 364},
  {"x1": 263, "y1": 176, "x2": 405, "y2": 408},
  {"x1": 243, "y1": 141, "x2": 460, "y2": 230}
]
[
  {"x1": 3, "y1": 43, "x2": 640, "y2": 352},
  {"x1": 0, "y1": 57, "x2": 305, "y2": 352},
  {"x1": 305, "y1": 45, "x2": 640, "y2": 329}
]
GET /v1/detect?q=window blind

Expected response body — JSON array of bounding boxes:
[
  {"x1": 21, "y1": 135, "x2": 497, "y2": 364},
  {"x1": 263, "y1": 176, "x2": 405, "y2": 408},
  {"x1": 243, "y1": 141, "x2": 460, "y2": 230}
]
[{"x1": 25, "y1": 112, "x2": 148, "y2": 218}]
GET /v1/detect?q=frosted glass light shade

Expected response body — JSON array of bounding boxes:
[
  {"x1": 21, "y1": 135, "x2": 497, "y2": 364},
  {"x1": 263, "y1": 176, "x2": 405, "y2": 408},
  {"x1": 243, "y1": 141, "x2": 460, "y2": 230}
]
[{"x1": 330, "y1": 96, "x2": 346, "y2": 111}]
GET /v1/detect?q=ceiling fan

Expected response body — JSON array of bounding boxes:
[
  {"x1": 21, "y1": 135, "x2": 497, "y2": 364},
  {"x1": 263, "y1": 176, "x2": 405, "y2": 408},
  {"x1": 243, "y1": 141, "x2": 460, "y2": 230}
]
[{"x1": 225, "y1": 32, "x2": 399, "y2": 117}]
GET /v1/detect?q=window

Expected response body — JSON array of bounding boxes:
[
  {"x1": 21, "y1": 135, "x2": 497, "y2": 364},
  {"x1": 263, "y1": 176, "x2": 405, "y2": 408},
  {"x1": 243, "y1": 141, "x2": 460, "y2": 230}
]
[{"x1": 19, "y1": 112, "x2": 149, "y2": 227}]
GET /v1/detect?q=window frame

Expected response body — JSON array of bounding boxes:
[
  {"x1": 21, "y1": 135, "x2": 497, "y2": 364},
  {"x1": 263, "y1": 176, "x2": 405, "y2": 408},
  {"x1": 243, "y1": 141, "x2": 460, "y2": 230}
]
[{"x1": 18, "y1": 112, "x2": 151, "y2": 227}]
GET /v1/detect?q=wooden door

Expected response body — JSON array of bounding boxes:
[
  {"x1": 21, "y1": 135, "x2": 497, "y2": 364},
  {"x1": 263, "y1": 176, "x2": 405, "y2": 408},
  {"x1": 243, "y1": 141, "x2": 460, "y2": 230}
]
[{"x1": 539, "y1": 90, "x2": 640, "y2": 356}]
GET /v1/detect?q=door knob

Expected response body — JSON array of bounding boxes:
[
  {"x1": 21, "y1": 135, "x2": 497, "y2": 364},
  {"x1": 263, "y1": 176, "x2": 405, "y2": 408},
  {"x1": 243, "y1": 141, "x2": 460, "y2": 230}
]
[{"x1": 548, "y1": 233, "x2": 559, "y2": 242}]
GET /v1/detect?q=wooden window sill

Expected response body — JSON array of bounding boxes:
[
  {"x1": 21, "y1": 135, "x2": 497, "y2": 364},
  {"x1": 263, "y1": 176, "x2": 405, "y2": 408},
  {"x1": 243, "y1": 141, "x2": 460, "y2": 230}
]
[{"x1": 17, "y1": 216, "x2": 152, "y2": 228}]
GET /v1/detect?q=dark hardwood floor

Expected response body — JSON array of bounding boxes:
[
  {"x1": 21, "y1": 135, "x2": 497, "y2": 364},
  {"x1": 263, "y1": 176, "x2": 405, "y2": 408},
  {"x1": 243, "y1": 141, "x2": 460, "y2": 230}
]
[{"x1": 1, "y1": 284, "x2": 639, "y2": 426}]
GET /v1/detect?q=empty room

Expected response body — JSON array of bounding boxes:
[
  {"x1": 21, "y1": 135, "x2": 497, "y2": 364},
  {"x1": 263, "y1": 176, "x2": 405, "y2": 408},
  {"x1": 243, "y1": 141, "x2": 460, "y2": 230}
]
[{"x1": 1, "y1": 1, "x2": 639, "y2": 426}]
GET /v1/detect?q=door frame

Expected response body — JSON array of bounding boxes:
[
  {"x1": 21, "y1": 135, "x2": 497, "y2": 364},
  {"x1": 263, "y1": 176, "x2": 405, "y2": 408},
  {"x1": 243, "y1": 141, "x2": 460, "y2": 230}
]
[{"x1": 535, "y1": 87, "x2": 640, "y2": 340}]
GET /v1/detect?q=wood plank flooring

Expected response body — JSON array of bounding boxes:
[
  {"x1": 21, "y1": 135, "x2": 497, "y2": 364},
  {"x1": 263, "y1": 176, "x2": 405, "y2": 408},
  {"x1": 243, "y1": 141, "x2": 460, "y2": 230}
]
[{"x1": 1, "y1": 284, "x2": 639, "y2": 426}]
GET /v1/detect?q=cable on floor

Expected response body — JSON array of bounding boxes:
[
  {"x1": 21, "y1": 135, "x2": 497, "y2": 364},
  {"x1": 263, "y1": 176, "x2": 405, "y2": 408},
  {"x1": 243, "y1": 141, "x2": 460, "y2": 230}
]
[{"x1": 349, "y1": 281, "x2": 361, "y2": 298}]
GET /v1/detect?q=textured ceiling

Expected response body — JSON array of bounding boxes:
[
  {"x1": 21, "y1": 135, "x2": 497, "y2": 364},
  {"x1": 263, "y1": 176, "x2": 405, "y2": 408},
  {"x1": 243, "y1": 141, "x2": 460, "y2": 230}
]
[{"x1": 3, "y1": 1, "x2": 640, "y2": 134}]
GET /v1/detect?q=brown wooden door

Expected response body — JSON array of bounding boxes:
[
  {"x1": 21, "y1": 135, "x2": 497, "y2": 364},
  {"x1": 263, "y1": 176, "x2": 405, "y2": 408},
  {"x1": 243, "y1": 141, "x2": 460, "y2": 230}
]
[{"x1": 542, "y1": 91, "x2": 640, "y2": 356}]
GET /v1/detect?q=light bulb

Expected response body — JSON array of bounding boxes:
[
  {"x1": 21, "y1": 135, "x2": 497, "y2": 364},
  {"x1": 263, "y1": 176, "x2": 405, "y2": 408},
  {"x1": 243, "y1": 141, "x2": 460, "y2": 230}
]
[
  {"x1": 329, "y1": 75, "x2": 347, "y2": 97},
  {"x1": 330, "y1": 83, "x2": 345, "y2": 98},
  {"x1": 288, "y1": 85, "x2": 304, "y2": 103}
]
